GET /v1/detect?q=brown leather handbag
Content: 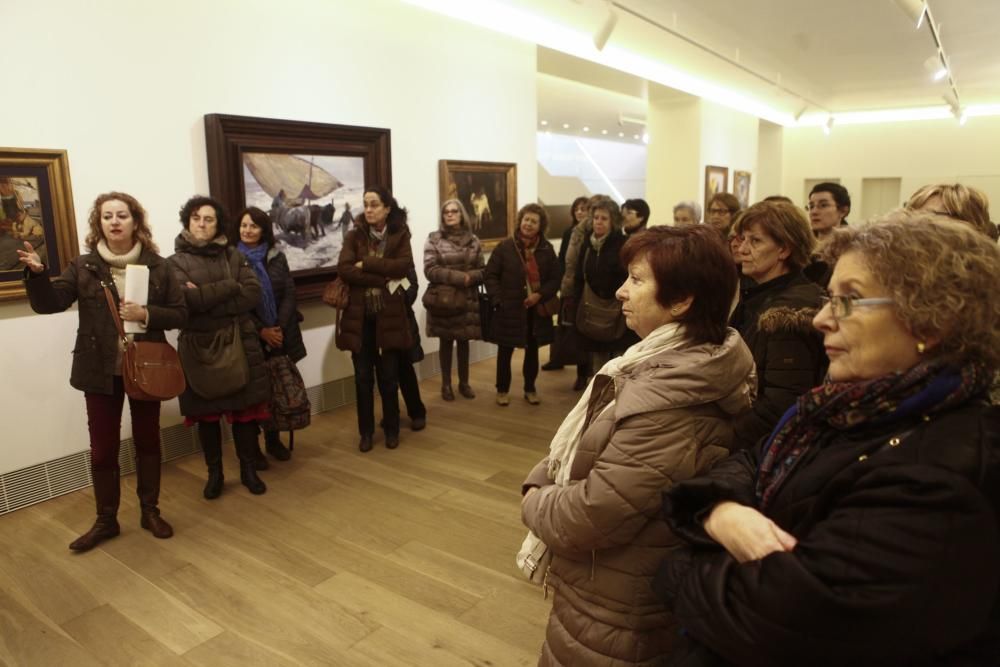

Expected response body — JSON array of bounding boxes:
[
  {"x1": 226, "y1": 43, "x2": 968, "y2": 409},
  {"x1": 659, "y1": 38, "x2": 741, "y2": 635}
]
[
  {"x1": 102, "y1": 283, "x2": 186, "y2": 401},
  {"x1": 321, "y1": 276, "x2": 349, "y2": 309}
]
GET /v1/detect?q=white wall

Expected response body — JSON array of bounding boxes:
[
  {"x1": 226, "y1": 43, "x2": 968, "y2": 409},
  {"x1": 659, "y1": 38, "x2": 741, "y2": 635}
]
[
  {"x1": 782, "y1": 116, "x2": 1000, "y2": 216},
  {"x1": 699, "y1": 100, "x2": 759, "y2": 208},
  {"x1": 0, "y1": 0, "x2": 537, "y2": 473}
]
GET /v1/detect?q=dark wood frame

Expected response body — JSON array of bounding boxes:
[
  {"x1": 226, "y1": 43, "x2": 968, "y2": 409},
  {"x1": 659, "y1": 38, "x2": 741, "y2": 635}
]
[
  {"x1": 704, "y1": 165, "x2": 729, "y2": 216},
  {"x1": 204, "y1": 114, "x2": 392, "y2": 301},
  {"x1": 0, "y1": 147, "x2": 78, "y2": 301},
  {"x1": 438, "y1": 159, "x2": 517, "y2": 251}
]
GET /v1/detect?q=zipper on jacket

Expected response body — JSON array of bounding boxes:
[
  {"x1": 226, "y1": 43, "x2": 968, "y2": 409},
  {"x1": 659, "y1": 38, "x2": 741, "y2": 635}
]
[{"x1": 590, "y1": 550, "x2": 596, "y2": 581}]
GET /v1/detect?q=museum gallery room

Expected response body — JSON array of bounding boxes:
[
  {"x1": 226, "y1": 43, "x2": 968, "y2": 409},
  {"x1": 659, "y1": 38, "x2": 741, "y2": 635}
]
[{"x1": 2, "y1": 0, "x2": 999, "y2": 665}]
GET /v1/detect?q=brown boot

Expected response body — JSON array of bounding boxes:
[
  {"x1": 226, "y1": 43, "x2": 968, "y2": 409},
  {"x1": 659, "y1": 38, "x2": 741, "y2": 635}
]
[
  {"x1": 136, "y1": 455, "x2": 173, "y2": 539},
  {"x1": 69, "y1": 468, "x2": 121, "y2": 552}
]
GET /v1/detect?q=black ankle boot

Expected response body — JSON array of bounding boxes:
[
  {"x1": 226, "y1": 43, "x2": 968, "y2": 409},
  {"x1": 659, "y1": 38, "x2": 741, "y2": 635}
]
[
  {"x1": 264, "y1": 430, "x2": 291, "y2": 461},
  {"x1": 198, "y1": 421, "x2": 224, "y2": 500},
  {"x1": 232, "y1": 421, "x2": 267, "y2": 495}
]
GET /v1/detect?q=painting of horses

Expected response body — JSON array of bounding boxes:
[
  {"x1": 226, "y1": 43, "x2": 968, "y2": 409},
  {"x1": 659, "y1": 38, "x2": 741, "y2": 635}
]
[
  {"x1": 0, "y1": 148, "x2": 78, "y2": 301},
  {"x1": 242, "y1": 152, "x2": 363, "y2": 273},
  {"x1": 438, "y1": 160, "x2": 517, "y2": 250}
]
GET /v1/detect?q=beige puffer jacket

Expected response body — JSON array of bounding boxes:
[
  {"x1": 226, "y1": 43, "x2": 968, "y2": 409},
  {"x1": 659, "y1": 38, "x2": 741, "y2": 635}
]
[{"x1": 521, "y1": 328, "x2": 754, "y2": 666}]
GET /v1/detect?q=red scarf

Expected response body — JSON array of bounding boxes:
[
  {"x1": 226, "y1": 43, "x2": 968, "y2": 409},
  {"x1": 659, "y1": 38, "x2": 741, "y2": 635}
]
[{"x1": 516, "y1": 232, "x2": 541, "y2": 292}]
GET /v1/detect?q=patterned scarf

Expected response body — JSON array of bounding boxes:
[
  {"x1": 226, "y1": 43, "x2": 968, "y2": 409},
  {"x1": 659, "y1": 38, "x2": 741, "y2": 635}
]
[
  {"x1": 515, "y1": 231, "x2": 541, "y2": 293},
  {"x1": 364, "y1": 225, "x2": 388, "y2": 314},
  {"x1": 238, "y1": 242, "x2": 277, "y2": 327},
  {"x1": 756, "y1": 359, "x2": 992, "y2": 510}
]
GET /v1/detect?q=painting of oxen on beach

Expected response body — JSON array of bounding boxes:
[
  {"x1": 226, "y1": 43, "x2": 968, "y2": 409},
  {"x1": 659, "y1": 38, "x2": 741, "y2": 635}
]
[{"x1": 242, "y1": 152, "x2": 364, "y2": 272}]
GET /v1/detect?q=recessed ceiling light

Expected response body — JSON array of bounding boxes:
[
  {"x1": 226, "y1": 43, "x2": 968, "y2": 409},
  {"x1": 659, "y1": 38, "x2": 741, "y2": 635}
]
[
  {"x1": 562, "y1": 123, "x2": 570, "y2": 129},
  {"x1": 601, "y1": 129, "x2": 608, "y2": 135},
  {"x1": 633, "y1": 134, "x2": 639, "y2": 139},
  {"x1": 540, "y1": 120, "x2": 548, "y2": 126},
  {"x1": 583, "y1": 126, "x2": 590, "y2": 132},
  {"x1": 618, "y1": 131, "x2": 624, "y2": 137}
]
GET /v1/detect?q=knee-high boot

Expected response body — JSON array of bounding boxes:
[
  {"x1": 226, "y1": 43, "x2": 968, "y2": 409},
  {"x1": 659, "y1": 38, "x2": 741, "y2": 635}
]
[
  {"x1": 232, "y1": 421, "x2": 267, "y2": 495},
  {"x1": 136, "y1": 455, "x2": 173, "y2": 539},
  {"x1": 69, "y1": 467, "x2": 121, "y2": 552},
  {"x1": 198, "y1": 421, "x2": 224, "y2": 500}
]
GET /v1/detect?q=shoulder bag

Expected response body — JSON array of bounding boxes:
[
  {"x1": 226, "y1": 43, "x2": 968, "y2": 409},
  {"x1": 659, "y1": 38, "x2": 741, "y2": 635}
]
[
  {"x1": 576, "y1": 281, "x2": 626, "y2": 342},
  {"x1": 176, "y1": 251, "x2": 250, "y2": 400},
  {"x1": 102, "y1": 282, "x2": 186, "y2": 402},
  {"x1": 422, "y1": 283, "x2": 467, "y2": 316},
  {"x1": 516, "y1": 530, "x2": 552, "y2": 590},
  {"x1": 321, "y1": 276, "x2": 349, "y2": 309}
]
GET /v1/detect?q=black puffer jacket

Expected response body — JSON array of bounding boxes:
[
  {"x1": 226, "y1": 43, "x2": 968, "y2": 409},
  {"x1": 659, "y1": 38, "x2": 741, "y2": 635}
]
[
  {"x1": 168, "y1": 232, "x2": 269, "y2": 416},
  {"x1": 574, "y1": 229, "x2": 637, "y2": 352},
  {"x1": 247, "y1": 247, "x2": 306, "y2": 364},
  {"x1": 24, "y1": 248, "x2": 187, "y2": 395},
  {"x1": 730, "y1": 271, "x2": 827, "y2": 449},
  {"x1": 653, "y1": 398, "x2": 1000, "y2": 667},
  {"x1": 484, "y1": 236, "x2": 560, "y2": 348}
]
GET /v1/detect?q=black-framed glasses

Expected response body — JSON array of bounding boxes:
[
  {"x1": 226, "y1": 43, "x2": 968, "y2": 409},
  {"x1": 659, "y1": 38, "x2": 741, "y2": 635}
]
[{"x1": 820, "y1": 294, "x2": 894, "y2": 319}]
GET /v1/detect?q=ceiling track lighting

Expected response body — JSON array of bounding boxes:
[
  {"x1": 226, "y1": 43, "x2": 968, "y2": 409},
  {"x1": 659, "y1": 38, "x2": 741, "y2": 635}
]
[
  {"x1": 896, "y1": 0, "x2": 964, "y2": 121},
  {"x1": 823, "y1": 116, "x2": 834, "y2": 135},
  {"x1": 593, "y1": 1, "x2": 618, "y2": 51}
]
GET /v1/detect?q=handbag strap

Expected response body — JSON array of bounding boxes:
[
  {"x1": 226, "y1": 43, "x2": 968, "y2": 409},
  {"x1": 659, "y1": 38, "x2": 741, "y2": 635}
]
[{"x1": 101, "y1": 281, "x2": 129, "y2": 351}]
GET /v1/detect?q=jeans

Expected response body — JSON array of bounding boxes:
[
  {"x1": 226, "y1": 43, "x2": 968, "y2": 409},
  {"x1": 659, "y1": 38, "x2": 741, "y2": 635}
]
[{"x1": 352, "y1": 315, "x2": 401, "y2": 436}]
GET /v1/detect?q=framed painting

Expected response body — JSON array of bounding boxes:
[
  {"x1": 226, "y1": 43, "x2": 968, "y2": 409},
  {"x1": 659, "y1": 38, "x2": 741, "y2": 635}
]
[
  {"x1": 704, "y1": 165, "x2": 729, "y2": 215},
  {"x1": 438, "y1": 160, "x2": 516, "y2": 250},
  {"x1": 204, "y1": 113, "x2": 392, "y2": 301},
  {"x1": 0, "y1": 148, "x2": 78, "y2": 301},
  {"x1": 733, "y1": 170, "x2": 751, "y2": 208}
]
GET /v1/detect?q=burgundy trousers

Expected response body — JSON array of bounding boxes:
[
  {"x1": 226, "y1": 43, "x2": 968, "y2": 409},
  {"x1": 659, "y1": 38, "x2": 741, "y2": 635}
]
[{"x1": 84, "y1": 376, "x2": 161, "y2": 471}]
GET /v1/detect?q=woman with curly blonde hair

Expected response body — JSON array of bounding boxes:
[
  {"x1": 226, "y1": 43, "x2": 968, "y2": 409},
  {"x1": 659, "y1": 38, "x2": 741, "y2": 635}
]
[{"x1": 655, "y1": 213, "x2": 1000, "y2": 666}]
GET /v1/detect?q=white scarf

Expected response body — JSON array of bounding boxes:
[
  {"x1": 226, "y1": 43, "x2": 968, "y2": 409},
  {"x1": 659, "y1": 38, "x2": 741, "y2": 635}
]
[{"x1": 547, "y1": 321, "x2": 688, "y2": 486}]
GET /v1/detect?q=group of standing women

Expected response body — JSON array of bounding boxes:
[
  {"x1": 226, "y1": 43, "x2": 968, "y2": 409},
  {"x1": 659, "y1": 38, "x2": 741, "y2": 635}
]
[{"x1": 20, "y1": 191, "x2": 304, "y2": 551}]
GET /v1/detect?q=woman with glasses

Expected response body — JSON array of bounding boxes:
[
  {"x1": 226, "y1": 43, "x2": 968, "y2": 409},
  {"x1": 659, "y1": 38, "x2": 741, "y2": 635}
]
[
  {"x1": 804, "y1": 183, "x2": 851, "y2": 287},
  {"x1": 729, "y1": 200, "x2": 827, "y2": 450},
  {"x1": 423, "y1": 199, "x2": 484, "y2": 401},
  {"x1": 706, "y1": 192, "x2": 741, "y2": 237},
  {"x1": 654, "y1": 214, "x2": 1000, "y2": 666}
]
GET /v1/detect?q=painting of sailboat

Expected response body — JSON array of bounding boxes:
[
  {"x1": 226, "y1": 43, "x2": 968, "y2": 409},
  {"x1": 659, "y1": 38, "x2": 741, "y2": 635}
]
[{"x1": 242, "y1": 152, "x2": 364, "y2": 272}]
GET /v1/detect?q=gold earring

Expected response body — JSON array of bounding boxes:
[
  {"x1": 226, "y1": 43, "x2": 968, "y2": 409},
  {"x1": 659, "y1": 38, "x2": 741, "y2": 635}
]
[
  {"x1": 916, "y1": 341, "x2": 926, "y2": 354},
  {"x1": 670, "y1": 308, "x2": 680, "y2": 315}
]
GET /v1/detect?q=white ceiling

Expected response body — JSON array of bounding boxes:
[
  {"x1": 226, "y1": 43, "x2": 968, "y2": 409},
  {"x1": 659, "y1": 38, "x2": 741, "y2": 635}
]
[{"x1": 534, "y1": 0, "x2": 1000, "y2": 139}]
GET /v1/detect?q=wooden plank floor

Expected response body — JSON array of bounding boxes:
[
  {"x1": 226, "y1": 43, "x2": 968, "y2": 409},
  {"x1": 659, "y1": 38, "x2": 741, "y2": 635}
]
[{"x1": 0, "y1": 350, "x2": 581, "y2": 666}]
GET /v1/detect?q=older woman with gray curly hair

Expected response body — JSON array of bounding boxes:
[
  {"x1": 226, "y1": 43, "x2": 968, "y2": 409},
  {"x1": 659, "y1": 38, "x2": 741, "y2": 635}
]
[{"x1": 654, "y1": 213, "x2": 1000, "y2": 666}]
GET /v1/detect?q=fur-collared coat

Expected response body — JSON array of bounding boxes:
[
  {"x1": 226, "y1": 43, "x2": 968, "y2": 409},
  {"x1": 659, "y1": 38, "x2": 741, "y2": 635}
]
[
  {"x1": 521, "y1": 330, "x2": 755, "y2": 666},
  {"x1": 423, "y1": 226, "x2": 484, "y2": 341},
  {"x1": 24, "y1": 247, "x2": 187, "y2": 395},
  {"x1": 168, "y1": 233, "x2": 270, "y2": 416},
  {"x1": 729, "y1": 271, "x2": 827, "y2": 449},
  {"x1": 335, "y1": 218, "x2": 413, "y2": 353}
]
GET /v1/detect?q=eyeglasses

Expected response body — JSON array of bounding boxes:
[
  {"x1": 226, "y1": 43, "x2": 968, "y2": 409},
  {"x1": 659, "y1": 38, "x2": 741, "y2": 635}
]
[
  {"x1": 820, "y1": 294, "x2": 894, "y2": 319},
  {"x1": 443, "y1": 209, "x2": 460, "y2": 215},
  {"x1": 707, "y1": 207, "x2": 730, "y2": 215}
]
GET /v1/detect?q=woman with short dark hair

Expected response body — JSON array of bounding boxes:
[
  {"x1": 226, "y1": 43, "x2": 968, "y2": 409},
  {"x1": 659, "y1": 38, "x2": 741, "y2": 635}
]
[
  {"x1": 706, "y1": 192, "x2": 741, "y2": 236},
  {"x1": 169, "y1": 195, "x2": 271, "y2": 497},
  {"x1": 485, "y1": 203, "x2": 560, "y2": 406},
  {"x1": 521, "y1": 224, "x2": 754, "y2": 666}
]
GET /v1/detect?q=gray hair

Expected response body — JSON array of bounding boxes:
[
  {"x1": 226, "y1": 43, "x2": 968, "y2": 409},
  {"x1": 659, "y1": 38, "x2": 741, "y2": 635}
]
[{"x1": 673, "y1": 200, "x2": 702, "y2": 223}]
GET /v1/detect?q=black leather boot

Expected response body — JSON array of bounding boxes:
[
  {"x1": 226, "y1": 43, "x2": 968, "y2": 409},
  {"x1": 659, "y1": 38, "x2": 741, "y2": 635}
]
[
  {"x1": 198, "y1": 421, "x2": 224, "y2": 500},
  {"x1": 135, "y1": 455, "x2": 173, "y2": 539},
  {"x1": 264, "y1": 429, "x2": 291, "y2": 461},
  {"x1": 233, "y1": 421, "x2": 267, "y2": 495},
  {"x1": 69, "y1": 468, "x2": 121, "y2": 552}
]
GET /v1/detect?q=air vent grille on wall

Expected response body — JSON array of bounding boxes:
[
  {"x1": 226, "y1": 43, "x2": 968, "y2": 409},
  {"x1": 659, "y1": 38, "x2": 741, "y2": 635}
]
[{"x1": 0, "y1": 347, "x2": 500, "y2": 516}]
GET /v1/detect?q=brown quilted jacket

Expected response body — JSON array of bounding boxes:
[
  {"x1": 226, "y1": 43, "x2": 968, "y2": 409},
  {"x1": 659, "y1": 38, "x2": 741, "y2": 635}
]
[
  {"x1": 521, "y1": 329, "x2": 755, "y2": 666},
  {"x1": 423, "y1": 228, "x2": 484, "y2": 341}
]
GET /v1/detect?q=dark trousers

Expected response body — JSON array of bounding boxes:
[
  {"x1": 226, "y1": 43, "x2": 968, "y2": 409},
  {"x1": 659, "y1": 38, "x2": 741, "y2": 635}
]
[
  {"x1": 84, "y1": 376, "x2": 162, "y2": 472},
  {"x1": 396, "y1": 356, "x2": 426, "y2": 420},
  {"x1": 352, "y1": 315, "x2": 401, "y2": 436},
  {"x1": 439, "y1": 338, "x2": 470, "y2": 387},
  {"x1": 496, "y1": 313, "x2": 539, "y2": 393}
]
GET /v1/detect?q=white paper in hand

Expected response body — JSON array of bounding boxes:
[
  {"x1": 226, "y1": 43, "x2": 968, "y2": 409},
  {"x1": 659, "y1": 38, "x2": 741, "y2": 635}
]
[{"x1": 124, "y1": 264, "x2": 149, "y2": 333}]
